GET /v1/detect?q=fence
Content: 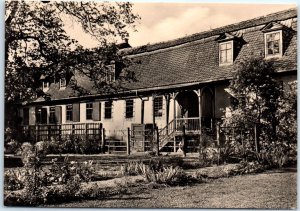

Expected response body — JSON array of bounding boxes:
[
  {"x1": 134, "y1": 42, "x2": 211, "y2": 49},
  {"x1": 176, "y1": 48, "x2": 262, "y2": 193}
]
[{"x1": 22, "y1": 123, "x2": 102, "y2": 142}]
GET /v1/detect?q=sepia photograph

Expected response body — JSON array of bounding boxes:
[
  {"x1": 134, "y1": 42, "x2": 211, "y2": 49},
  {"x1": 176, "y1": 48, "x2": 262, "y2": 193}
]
[{"x1": 4, "y1": 1, "x2": 297, "y2": 208}]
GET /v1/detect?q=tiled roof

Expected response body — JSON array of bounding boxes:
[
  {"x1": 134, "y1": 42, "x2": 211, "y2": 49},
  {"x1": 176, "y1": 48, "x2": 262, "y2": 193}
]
[{"x1": 35, "y1": 8, "x2": 297, "y2": 102}]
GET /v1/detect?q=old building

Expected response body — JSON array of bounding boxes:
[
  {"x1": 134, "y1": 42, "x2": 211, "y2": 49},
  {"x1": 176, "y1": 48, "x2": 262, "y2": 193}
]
[{"x1": 19, "y1": 8, "x2": 297, "y2": 153}]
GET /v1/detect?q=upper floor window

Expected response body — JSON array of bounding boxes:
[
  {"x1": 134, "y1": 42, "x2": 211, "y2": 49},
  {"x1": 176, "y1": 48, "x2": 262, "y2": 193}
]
[
  {"x1": 125, "y1": 99, "x2": 134, "y2": 119},
  {"x1": 66, "y1": 104, "x2": 73, "y2": 121},
  {"x1": 86, "y1": 103, "x2": 93, "y2": 120},
  {"x1": 60, "y1": 77, "x2": 66, "y2": 89},
  {"x1": 219, "y1": 41, "x2": 233, "y2": 65},
  {"x1": 261, "y1": 22, "x2": 285, "y2": 58},
  {"x1": 105, "y1": 64, "x2": 115, "y2": 83},
  {"x1": 264, "y1": 31, "x2": 282, "y2": 57},
  {"x1": 104, "y1": 101, "x2": 113, "y2": 119},
  {"x1": 43, "y1": 81, "x2": 49, "y2": 90},
  {"x1": 154, "y1": 96, "x2": 163, "y2": 117}
]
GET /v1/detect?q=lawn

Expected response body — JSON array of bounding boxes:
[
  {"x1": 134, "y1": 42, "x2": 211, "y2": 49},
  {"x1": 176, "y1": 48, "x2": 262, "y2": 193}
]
[{"x1": 49, "y1": 170, "x2": 296, "y2": 209}]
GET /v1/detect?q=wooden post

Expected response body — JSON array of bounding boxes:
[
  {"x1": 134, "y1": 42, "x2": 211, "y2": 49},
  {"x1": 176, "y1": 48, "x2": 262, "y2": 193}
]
[
  {"x1": 101, "y1": 128, "x2": 106, "y2": 154},
  {"x1": 127, "y1": 128, "x2": 131, "y2": 155},
  {"x1": 165, "y1": 94, "x2": 170, "y2": 134},
  {"x1": 173, "y1": 136, "x2": 177, "y2": 153},
  {"x1": 216, "y1": 123, "x2": 220, "y2": 165},
  {"x1": 85, "y1": 123, "x2": 88, "y2": 141},
  {"x1": 254, "y1": 124, "x2": 260, "y2": 153},
  {"x1": 182, "y1": 125, "x2": 187, "y2": 157},
  {"x1": 58, "y1": 124, "x2": 62, "y2": 141},
  {"x1": 156, "y1": 126, "x2": 159, "y2": 156},
  {"x1": 47, "y1": 125, "x2": 51, "y2": 140}
]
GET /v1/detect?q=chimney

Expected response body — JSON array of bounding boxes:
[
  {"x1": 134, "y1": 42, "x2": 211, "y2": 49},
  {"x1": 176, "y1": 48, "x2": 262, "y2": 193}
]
[{"x1": 124, "y1": 38, "x2": 129, "y2": 44}]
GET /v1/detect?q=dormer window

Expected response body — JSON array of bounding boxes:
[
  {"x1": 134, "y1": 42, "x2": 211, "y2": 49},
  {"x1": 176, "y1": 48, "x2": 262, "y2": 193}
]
[
  {"x1": 264, "y1": 31, "x2": 282, "y2": 58},
  {"x1": 261, "y1": 22, "x2": 285, "y2": 58},
  {"x1": 219, "y1": 41, "x2": 233, "y2": 65},
  {"x1": 60, "y1": 77, "x2": 66, "y2": 89},
  {"x1": 42, "y1": 81, "x2": 49, "y2": 91},
  {"x1": 216, "y1": 32, "x2": 241, "y2": 66},
  {"x1": 104, "y1": 62, "x2": 115, "y2": 83}
]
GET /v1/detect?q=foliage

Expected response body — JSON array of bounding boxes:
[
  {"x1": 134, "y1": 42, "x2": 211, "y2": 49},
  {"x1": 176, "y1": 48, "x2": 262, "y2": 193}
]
[
  {"x1": 121, "y1": 161, "x2": 144, "y2": 176},
  {"x1": 36, "y1": 135, "x2": 102, "y2": 154},
  {"x1": 223, "y1": 57, "x2": 282, "y2": 142},
  {"x1": 276, "y1": 81, "x2": 297, "y2": 144},
  {"x1": 256, "y1": 141, "x2": 296, "y2": 168},
  {"x1": 5, "y1": 1, "x2": 140, "y2": 104}
]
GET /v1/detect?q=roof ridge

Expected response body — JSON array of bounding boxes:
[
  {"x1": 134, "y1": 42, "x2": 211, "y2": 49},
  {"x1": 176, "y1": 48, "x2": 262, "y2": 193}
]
[{"x1": 121, "y1": 7, "x2": 297, "y2": 55}]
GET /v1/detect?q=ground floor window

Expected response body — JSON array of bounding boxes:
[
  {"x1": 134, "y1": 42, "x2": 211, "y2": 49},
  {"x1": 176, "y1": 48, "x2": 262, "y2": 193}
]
[
  {"x1": 49, "y1": 107, "x2": 56, "y2": 123},
  {"x1": 66, "y1": 104, "x2": 73, "y2": 121},
  {"x1": 86, "y1": 103, "x2": 93, "y2": 120},
  {"x1": 125, "y1": 99, "x2": 134, "y2": 118},
  {"x1": 104, "y1": 101, "x2": 113, "y2": 119},
  {"x1": 154, "y1": 96, "x2": 163, "y2": 117}
]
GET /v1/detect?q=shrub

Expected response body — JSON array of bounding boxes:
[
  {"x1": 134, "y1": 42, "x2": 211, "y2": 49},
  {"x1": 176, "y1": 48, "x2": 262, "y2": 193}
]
[
  {"x1": 121, "y1": 161, "x2": 144, "y2": 176},
  {"x1": 140, "y1": 164, "x2": 192, "y2": 186},
  {"x1": 256, "y1": 141, "x2": 295, "y2": 168}
]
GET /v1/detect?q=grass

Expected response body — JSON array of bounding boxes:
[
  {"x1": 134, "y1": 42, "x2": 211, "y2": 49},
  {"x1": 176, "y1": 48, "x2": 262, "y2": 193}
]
[{"x1": 47, "y1": 170, "x2": 296, "y2": 209}]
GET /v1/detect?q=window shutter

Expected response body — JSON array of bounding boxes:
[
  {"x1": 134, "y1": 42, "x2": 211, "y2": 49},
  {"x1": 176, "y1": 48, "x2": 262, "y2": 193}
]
[
  {"x1": 41, "y1": 108, "x2": 48, "y2": 124},
  {"x1": 55, "y1": 106, "x2": 62, "y2": 124},
  {"x1": 73, "y1": 103, "x2": 80, "y2": 122},
  {"x1": 92, "y1": 102, "x2": 101, "y2": 121}
]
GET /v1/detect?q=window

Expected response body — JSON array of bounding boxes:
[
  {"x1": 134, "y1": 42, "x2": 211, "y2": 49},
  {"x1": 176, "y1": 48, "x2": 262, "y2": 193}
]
[
  {"x1": 66, "y1": 104, "x2": 73, "y2": 121},
  {"x1": 86, "y1": 103, "x2": 93, "y2": 120},
  {"x1": 154, "y1": 96, "x2": 163, "y2": 117},
  {"x1": 43, "y1": 81, "x2": 49, "y2": 89},
  {"x1": 105, "y1": 65, "x2": 115, "y2": 82},
  {"x1": 49, "y1": 107, "x2": 56, "y2": 123},
  {"x1": 104, "y1": 101, "x2": 113, "y2": 119},
  {"x1": 219, "y1": 41, "x2": 233, "y2": 65},
  {"x1": 125, "y1": 99, "x2": 134, "y2": 118},
  {"x1": 60, "y1": 78, "x2": 66, "y2": 88},
  {"x1": 35, "y1": 107, "x2": 47, "y2": 124},
  {"x1": 265, "y1": 31, "x2": 282, "y2": 57}
]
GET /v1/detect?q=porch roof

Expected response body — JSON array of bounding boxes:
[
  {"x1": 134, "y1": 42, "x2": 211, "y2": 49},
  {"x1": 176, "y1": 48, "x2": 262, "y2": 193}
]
[{"x1": 33, "y1": 8, "x2": 297, "y2": 103}]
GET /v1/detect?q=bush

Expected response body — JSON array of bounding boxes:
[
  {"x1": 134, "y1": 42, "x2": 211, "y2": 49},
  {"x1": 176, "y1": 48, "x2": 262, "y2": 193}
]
[
  {"x1": 256, "y1": 141, "x2": 296, "y2": 168},
  {"x1": 121, "y1": 161, "x2": 144, "y2": 176}
]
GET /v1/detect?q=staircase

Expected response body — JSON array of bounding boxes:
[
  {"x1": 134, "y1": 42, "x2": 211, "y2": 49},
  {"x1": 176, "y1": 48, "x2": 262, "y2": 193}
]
[{"x1": 158, "y1": 119, "x2": 177, "y2": 151}]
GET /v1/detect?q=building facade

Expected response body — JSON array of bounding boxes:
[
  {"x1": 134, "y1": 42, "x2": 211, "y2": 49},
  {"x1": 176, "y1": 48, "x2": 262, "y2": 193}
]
[{"x1": 19, "y1": 8, "x2": 297, "y2": 152}]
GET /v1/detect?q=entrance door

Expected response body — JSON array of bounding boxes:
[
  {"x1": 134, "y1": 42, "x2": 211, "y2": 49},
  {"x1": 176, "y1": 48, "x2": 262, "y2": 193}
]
[{"x1": 131, "y1": 124, "x2": 145, "y2": 152}]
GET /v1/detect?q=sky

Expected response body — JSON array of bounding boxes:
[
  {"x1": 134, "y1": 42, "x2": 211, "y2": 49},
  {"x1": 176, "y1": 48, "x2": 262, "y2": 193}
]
[{"x1": 63, "y1": 3, "x2": 296, "y2": 48}]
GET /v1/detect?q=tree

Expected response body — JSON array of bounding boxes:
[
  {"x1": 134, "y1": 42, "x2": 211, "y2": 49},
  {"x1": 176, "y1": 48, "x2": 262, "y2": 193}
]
[
  {"x1": 5, "y1": 1, "x2": 140, "y2": 103},
  {"x1": 223, "y1": 57, "x2": 283, "y2": 149}
]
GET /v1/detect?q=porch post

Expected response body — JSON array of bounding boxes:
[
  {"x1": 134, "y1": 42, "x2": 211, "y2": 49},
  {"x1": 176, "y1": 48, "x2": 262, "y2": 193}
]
[
  {"x1": 165, "y1": 94, "x2": 170, "y2": 134},
  {"x1": 172, "y1": 92, "x2": 177, "y2": 153},
  {"x1": 197, "y1": 89, "x2": 202, "y2": 132},
  {"x1": 197, "y1": 89, "x2": 202, "y2": 154}
]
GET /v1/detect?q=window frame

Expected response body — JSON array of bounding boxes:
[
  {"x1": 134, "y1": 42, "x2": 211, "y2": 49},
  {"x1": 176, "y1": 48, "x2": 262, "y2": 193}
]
[
  {"x1": 219, "y1": 40, "x2": 234, "y2": 65},
  {"x1": 86, "y1": 103, "x2": 93, "y2": 120},
  {"x1": 60, "y1": 77, "x2": 67, "y2": 89},
  {"x1": 154, "y1": 96, "x2": 163, "y2": 118},
  {"x1": 264, "y1": 30, "x2": 283, "y2": 58},
  {"x1": 105, "y1": 64, "x2": 115, "y2": 83},
  {"x1": 49, "y1": 106, "x2": 56, "y2": 124},
  {"x1": 66, "y1": 104, "x2": 73, "y2": 121},
  {"x1": 125, "y1": 99, "x2": 134, "y2": 119},
  {"x1": 42, "y1": 81, "x2": 49, "y2": 90},
  {"x1": 104, "y1": 101, "x2": 113, "y2": 119}
]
